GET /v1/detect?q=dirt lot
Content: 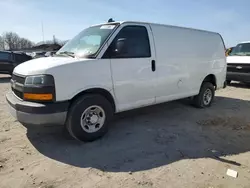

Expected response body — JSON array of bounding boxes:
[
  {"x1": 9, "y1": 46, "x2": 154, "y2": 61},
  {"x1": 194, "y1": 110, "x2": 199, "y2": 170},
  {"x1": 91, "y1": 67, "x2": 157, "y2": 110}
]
[{"x1": 0, "y1": 74, "x2": 250, "y2": 188}]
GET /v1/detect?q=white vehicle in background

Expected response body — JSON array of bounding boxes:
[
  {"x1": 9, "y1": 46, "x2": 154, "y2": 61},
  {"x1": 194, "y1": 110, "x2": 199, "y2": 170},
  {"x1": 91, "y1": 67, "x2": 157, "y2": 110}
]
[
  {"x1": 45, "y1": 51, "x2": 57, "y2": 57},
  {"x1": 226, "y1": 41, "x2": 250, "y2": 84},
  {"x1": 6, "y1": 21, "x2": 227, "y2": 142}
]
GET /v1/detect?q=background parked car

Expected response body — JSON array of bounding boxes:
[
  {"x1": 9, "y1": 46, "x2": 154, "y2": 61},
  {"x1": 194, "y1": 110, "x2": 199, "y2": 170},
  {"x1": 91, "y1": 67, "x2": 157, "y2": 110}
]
[
  {"x1": 45, "y1": 51, "x2": 57, "y2": 57},
  {"x1": 0, "y1": 51, "x2": 32, "y2": 75},
  {"x1": 33, "y1": 51, "x2": 47, "y2": 58}
]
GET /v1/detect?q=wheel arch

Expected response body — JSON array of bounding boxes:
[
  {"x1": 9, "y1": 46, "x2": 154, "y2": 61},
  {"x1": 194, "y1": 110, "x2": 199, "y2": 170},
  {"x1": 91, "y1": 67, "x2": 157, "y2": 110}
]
[
  {"x1": 202, "y1": 74, "x2": 217, "y2": 89},
  {"x1": 70, "y1": 88, "x2": 116, "y2": 112}
]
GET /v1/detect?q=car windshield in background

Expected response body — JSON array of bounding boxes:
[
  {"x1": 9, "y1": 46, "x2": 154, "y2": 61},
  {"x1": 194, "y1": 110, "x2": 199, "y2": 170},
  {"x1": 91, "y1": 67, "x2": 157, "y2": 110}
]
[
  {"x1": 230, "y1": 43, "x2": 250, "y2": 56},
  {"x1": 57, "y1": 24, "x2": 118, "y2": 58}
]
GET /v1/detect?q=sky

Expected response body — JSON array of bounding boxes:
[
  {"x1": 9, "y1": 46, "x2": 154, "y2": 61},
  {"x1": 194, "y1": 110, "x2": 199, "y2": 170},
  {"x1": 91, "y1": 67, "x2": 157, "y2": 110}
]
[{"x1": 1, "y1": 0, "x2": 250, "y2": 47}]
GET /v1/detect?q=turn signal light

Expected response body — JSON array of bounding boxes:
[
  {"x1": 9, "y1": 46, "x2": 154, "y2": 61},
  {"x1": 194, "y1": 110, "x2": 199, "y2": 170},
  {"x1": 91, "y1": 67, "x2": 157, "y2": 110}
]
[{"x1": 23, "y1": 93, "x2": 53, "y2": 101}]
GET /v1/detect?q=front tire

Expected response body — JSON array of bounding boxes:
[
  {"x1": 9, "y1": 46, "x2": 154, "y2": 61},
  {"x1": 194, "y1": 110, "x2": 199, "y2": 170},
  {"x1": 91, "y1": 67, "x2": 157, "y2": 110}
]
[
  {"x1": 66, "y1": 94, "x2": 113, "y2": 142},
  {"x1": 193, "y1": 82, "x2": 215, "y2": 108}
]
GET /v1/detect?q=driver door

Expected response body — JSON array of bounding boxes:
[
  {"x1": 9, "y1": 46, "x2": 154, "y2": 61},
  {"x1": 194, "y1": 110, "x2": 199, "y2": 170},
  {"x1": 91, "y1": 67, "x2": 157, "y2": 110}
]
[{"x1": 101, "y1": 23, "x2": 157, "y2": 112}]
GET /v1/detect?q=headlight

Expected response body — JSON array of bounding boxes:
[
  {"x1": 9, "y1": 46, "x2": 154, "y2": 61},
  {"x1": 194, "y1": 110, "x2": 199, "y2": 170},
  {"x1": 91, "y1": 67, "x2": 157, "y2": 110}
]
[
  {"x1": 23, "y1": 75, "x2": 55, "y2": 102},
  {"x1": 25, "y1": 75, "x2": 54, "y2": 86}
]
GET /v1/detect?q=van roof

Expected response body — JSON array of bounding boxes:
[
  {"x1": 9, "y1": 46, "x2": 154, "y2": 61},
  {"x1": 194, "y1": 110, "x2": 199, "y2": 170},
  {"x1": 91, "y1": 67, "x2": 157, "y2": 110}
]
[
  {"x1": 91, "y1": 21, "x2": 219, "y2": 35},
  {"x1": 239, "y1": 41, "x2": 250, "y2": 44}
]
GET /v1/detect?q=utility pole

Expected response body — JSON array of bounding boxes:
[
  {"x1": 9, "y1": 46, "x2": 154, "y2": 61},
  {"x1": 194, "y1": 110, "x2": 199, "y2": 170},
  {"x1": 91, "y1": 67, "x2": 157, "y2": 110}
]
[
  {"x1": 53, "y1": 35, "x2": 56, "y2": 44},
  {"x1": 41, "y1": 22, "x2": 45, "y2": 44}
]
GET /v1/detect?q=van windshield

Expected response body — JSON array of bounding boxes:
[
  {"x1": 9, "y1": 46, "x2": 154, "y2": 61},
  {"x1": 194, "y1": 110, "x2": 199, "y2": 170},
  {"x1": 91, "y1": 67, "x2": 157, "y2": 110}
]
[
  {"x1": 230, "y1": 43, "x2": 250, "y2": 56},
  {"x1": 57, "y1": 24, "x2": 118, "y2": 58}
]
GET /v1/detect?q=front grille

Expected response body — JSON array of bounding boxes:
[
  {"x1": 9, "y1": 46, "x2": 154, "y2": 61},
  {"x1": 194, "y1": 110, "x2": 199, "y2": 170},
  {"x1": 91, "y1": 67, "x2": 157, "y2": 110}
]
[
  {"x1": 12, "y1": 74, "x2": 25, "y2": 84},
  {"x1": 12, "y1": 87, "x2": 23, "y2": 99},
  {"x1": 11, "y1": 74, "x2": 25, "y2": 99},
  {"x1": 227, "y1": 63, "x2": 250, "y2": 74}
]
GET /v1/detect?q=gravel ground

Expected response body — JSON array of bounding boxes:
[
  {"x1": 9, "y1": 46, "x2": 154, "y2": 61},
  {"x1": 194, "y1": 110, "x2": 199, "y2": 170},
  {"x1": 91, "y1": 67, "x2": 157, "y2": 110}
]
[{"x1": 0, "y1": 74, "x2": 250, "y2": 188}]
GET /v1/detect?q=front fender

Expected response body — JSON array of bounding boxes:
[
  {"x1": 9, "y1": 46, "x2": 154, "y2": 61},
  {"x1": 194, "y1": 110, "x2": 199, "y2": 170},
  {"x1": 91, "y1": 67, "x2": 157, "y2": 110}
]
[{"x1": 46, "y1": 59, "x2": 113, "y2": 102}]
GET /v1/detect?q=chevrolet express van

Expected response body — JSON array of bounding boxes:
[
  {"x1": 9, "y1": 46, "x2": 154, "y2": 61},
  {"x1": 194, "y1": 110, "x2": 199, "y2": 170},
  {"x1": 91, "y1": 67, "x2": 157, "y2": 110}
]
[
  {"x1": 226, "y1": 41, "x2": 250, "y2": 84},
  {"x1": 6, "y1": 21, "x2": 227, "y2": 141}
]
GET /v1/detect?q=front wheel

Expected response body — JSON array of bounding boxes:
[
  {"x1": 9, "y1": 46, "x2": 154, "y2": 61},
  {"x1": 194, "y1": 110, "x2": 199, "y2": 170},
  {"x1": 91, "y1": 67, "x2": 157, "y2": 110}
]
[
  {"x1": 193, "y1": 82, "x2": 215, "y2": 108},
  {"x1": 66, "y1": 94, "x2": 113, "y2": 142}
]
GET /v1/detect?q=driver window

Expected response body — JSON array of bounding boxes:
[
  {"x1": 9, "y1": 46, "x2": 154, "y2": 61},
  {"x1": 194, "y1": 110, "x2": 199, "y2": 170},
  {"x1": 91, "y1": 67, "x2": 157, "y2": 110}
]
[{"x1": 103, "y1": 25, "x2": 151, "y2": 58}]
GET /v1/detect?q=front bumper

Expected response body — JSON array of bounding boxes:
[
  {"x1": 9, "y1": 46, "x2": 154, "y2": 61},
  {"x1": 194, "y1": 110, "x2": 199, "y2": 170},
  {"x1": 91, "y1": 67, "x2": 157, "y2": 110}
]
[
  {"x1": 6, "y1": 92, "x2": 69, "y2": 125},
  {"x1": 227, "y1": 72, "x2": 250, "y2": 82}
]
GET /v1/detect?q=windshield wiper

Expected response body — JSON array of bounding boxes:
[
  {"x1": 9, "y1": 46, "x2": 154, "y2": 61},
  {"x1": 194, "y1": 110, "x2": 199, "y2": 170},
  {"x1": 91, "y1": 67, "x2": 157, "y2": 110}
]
[{"x1": 58, "y1": 51, "x2": 75, "y2": 58}]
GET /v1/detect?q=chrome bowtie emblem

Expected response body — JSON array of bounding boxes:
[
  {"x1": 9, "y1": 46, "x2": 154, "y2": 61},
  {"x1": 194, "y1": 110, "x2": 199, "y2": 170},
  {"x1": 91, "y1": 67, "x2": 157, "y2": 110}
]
[{"x1": 236, "y1": 66, "x2": 242, "y2": 69}]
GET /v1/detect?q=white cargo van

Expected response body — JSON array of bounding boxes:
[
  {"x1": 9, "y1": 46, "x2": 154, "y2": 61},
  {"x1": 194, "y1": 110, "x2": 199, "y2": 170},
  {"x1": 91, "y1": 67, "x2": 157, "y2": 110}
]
[
  {"x1": 6, "y1": 21, "x2": 227, "y2": 141},
  {"x1": 226, "y1": 41, "x2": 250, "y2": 84}
]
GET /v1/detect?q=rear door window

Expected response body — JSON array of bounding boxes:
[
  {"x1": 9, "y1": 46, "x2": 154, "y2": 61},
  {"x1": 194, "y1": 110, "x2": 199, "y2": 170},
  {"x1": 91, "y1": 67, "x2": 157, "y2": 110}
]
[{"x1": 0, "y1": 52, "x2": 10, "y2": 61}]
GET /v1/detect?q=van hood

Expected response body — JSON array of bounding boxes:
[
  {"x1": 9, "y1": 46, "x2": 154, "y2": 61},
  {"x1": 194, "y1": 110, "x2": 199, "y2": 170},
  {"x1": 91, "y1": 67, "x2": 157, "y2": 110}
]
[
  {"x1": 13, "y1": 57, "x2": 86, "y2": 75},
  {"x1": 227, "y1": 56, "x2": 250, "y2": 64}
]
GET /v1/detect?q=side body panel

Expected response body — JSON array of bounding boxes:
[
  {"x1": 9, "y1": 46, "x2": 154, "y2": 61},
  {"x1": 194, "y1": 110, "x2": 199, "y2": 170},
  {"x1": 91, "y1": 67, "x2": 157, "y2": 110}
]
[
  {"x1": 149, "y1": 23, "x2": 226, "y2": 104},
  {"x1": 150, "y1": 24, "x2": 190, "y2": 103}
]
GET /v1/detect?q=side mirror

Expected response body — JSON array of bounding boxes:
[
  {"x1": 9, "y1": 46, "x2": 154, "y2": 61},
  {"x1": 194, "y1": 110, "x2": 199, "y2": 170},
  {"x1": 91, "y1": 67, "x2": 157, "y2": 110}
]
[{"x1": 114, "y1": 38, "x2": 127, "y2": 55}]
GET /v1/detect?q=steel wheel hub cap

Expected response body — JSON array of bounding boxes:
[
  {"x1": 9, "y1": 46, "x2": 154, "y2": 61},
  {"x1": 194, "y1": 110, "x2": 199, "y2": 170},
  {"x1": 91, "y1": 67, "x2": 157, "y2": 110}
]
[
  {"x1": 203, "y1": 89, "x2": 212, "y2": 105},
  {"x1": 80, "y1": 105, "x2": 106, "y2": 133},
  {"x1": 90, "y1": 115, "x2": 98, "y2": 124}
]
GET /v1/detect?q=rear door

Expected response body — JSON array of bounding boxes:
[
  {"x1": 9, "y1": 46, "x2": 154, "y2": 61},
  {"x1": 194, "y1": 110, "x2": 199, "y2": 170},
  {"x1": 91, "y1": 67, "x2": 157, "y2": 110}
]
[
  {"x1": 14, "y1": 54, "x2": 31, "y2": 65},
  {"x1": 0, "y1": 52, "x2": 13, "y2": 73},
  {"x1": 102, "y1": 23, "x2": 157, "y2": 112}
]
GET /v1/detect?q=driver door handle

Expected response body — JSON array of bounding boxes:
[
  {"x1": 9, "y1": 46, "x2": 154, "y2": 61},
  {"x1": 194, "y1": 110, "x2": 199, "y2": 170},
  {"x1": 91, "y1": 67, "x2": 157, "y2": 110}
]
[{"x1": 151, "y1": 60, "x2": 156, "y2": 72}]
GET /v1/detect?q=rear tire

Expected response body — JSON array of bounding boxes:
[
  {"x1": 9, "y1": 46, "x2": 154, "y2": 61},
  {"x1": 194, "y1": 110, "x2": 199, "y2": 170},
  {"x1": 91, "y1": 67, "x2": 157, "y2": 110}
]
[
  {"x1": 243, "y1": 82, "x2": 250, "y2": 88},
  {"x1": 193, "y1": 82, "x2": 215, "y2": 108},
  {"x1": 226, "y1": 80, "x2": 231, "y2": 85},
  {"x1": 66, "y1": 94, "x2": 113, "y2": 142}
]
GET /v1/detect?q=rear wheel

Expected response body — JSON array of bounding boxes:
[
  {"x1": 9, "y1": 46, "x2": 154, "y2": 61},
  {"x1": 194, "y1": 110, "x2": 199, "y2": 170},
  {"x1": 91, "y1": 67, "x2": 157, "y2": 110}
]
[
  {"x1": 66, "y1": 94, "x2": 113, "y2": 142},
  {"x1": 243, "y1": 82, "x2": 250, "y2": 88},
  {"x1": 193, "y1": 82, "x2": 215, "y2": 108},
  {"x1": 226, "y1": 80, "x2": 231, "y2": 85}
]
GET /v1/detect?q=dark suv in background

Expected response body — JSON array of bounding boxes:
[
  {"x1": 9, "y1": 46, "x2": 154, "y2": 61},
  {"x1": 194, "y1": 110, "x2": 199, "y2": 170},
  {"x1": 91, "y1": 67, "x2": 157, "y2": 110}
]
[{"x1": 0, "y1": 51, "x2": 32, "y2": 75}]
